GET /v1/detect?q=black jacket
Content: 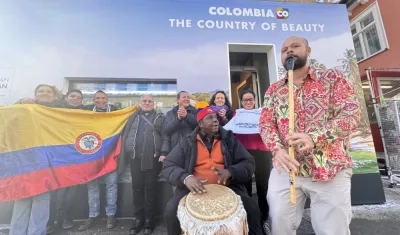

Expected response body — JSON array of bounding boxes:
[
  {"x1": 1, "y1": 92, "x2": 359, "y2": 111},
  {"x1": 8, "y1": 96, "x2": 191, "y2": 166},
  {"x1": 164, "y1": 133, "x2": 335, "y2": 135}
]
[
  {"x1": 119, "y1": 109, "x2": 170, "y2": 172},
  {"x1": 164, "y1": 105, "x2": 198, "y2": 150},
  {"x1": 161, "y1": 127, "x2": 255, "y2": 189}
]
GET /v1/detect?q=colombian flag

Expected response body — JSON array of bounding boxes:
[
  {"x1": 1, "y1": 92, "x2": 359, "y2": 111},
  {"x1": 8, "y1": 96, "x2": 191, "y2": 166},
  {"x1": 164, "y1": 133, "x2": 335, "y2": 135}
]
[{"x1": 0, "y1": 104, "x2": 137, "y2": 202}]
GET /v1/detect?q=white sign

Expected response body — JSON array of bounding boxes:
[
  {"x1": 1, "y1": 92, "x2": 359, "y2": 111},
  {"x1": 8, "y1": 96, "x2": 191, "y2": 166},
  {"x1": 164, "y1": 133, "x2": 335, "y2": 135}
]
[
  {"x1": 0, "y1": 68, "x2": 14, "y2": 99},
  {"x1": 223, "y1": 108, "x2": 261, "y2": 134}
]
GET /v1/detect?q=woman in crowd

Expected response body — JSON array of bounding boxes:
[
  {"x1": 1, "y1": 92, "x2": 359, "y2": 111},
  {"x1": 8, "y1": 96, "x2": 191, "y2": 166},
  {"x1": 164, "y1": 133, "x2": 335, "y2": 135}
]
[
  {"x1": 46, "y1": 89, "x2": 86, "y2": 233},
  {"x1": 11, "y1": 84, "x2": 63, "y2": 235},
  {"x1": 208, "y1": 90, "x2": 233, "y2": 125},
  {"x1": 234, "y1": 90, "x2": 273, "y2": 234}
]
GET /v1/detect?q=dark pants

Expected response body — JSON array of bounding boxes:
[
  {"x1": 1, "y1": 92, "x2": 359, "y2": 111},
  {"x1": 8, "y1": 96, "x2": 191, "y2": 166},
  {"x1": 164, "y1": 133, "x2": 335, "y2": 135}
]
[
  {"x1": 245, "y1": 150, "x2": 273, "y2": 221},
  {"x1": 130, "y1": 157, "x2": 160, "y2": 220},
  {"x1": 164, "y1": 185, "x2": 264, "y2": 235},
  {"x1": 48, "y1": 186, "x2": 77, "y2": 224}
]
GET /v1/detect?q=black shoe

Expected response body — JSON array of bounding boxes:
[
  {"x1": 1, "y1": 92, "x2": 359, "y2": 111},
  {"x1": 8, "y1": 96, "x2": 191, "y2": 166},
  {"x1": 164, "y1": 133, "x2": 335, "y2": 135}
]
[
  {"x1": 106, "y1": 215, "x2": 117, "y2": 229},
  {"x1": 143, "y1": 218, "x2": 154, "y2": 235},
  {"x1": 61, "y1": 217, "x2": 74, "y2": 229},
  {"x1": 46, "y1": 224, "x2": 54, "y2": 234},
  {"x1": 77, "y1": 216, "x2": 101, "y2": 231},
  {"x1": 129, "y1": 217, "x2": 144, "y2": 235}
]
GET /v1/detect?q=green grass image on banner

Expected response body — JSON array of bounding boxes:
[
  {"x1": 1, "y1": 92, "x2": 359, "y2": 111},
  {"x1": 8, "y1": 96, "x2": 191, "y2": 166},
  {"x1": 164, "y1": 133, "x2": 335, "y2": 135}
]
[{"x1": 350, "y1": 150, "x2": 380, "y2": 174}]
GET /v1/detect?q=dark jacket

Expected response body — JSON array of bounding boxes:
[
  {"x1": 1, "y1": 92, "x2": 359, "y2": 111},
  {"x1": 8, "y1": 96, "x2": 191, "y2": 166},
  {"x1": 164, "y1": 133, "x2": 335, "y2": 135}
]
[
  {"x1": 119, "y1": 109, "x2": 170, "y2": 172},
  {"x1": 85, "y1": 104, "x2": 118, "y2": 112},
  {"x1": 165, "y1": 106, "x2": 197, "y2": 150},
  {"x1": 218, "y1": 108, "x2": 234, "y2": 126},
  {"x1": 161, "y1": 127, "x2": 255, "y2": 190},
  {"x1": 164, "y1": 105, "x2": 198, "y2": 151}
]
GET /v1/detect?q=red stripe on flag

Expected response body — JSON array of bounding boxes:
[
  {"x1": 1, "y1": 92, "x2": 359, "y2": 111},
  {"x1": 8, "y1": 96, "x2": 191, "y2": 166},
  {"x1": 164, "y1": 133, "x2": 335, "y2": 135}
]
[{"x1": 0, "y1": 137, "x2": 122, "y2": 202}]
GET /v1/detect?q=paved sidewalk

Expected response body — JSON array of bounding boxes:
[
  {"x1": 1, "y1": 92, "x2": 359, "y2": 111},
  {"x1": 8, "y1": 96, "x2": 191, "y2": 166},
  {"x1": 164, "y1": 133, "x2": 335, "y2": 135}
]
[{"x1": 1, "y1": 177, "x2": 400, "y2": 235}]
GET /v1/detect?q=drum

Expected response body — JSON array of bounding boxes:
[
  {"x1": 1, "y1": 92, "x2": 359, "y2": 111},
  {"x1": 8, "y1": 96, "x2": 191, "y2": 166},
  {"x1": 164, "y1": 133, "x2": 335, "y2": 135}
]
[{"x1": 177, "y1": 184, "x2": 249, "y2": 235}]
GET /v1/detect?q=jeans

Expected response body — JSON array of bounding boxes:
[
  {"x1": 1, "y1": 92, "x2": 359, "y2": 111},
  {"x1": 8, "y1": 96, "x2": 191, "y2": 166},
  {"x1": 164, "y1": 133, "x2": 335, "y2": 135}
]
[
  {"x1": 9, "y1": 192, "x2": 50, "y2": 235},
  {"x1": 87, "y1": 170, "x2": 118, "y2": 217}
]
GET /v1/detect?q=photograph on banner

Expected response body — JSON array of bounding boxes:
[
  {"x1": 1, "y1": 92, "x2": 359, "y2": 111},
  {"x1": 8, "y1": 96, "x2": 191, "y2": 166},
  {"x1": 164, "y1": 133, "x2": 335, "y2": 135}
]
[{"x1": 0, "y1": 0, "x2": 378, "y2": 182}]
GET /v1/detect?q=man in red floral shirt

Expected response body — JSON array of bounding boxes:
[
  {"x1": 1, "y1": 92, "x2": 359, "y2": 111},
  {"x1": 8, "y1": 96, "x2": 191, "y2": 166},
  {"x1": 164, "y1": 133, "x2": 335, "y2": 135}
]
[{"x1": 259, "y1": 36, "x2": 360, "y2": 235}]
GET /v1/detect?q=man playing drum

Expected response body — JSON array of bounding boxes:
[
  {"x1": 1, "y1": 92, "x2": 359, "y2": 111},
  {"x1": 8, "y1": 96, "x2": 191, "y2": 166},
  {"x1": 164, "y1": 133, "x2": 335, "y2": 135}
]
[{"x1": 162, "y1": 107, "x2": 264, "y2": 235}]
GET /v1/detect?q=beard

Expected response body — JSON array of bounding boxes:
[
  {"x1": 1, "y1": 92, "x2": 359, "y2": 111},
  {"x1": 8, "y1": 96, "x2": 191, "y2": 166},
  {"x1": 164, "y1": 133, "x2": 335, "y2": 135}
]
[{"x1": 283, "y1": 54, "x2": 308, "y2": 71}]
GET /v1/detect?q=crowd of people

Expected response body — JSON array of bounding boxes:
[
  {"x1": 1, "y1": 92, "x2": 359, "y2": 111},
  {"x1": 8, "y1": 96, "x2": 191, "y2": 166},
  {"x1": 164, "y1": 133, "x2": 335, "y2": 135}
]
[{"x1": 7, "y1": 36, "x2": 360, "y2": 235}]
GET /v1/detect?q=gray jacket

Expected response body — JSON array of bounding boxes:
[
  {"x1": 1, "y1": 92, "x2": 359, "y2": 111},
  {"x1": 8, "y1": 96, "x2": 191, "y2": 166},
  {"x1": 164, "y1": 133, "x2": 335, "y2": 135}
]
[{"x1": 118, "y1": 109, "x2": 169, "y2": 172}]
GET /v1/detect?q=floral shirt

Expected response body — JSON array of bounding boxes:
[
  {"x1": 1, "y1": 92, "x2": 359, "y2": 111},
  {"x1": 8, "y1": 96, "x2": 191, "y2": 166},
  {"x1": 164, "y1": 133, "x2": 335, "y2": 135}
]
[{"x1": 259, "y1": 67, "x2": 360, "y2": 181}]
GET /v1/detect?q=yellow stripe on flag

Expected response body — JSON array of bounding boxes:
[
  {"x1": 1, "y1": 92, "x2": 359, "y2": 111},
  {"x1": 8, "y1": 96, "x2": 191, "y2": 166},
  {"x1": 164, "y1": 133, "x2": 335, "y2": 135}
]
[{"x1": 0, "y1": 105, "x2": 137, "y2": 153}]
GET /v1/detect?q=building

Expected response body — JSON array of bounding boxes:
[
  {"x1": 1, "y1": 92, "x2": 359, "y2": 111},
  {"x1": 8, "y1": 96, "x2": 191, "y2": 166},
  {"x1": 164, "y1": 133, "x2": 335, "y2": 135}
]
[{"x1": 341, "y1": 0, "x2": 400, "y2": 172}]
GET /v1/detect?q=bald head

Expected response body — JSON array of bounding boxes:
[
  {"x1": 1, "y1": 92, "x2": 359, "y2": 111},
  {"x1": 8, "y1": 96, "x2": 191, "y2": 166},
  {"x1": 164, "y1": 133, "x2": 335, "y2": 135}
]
[
  {"x1": 281, "y1": 36, "x2": 311, "y2": 71},
  {"x1": 282, "y1": 36, "x2": 309, "y2": 48}
]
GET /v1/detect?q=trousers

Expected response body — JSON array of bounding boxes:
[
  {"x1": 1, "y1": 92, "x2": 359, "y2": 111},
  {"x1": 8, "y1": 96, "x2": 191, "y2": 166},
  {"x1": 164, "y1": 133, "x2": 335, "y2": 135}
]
[
  {"x1": 130, "y1": 157, "x2": 161, "y2": 219},
  {"x1": 9, "y1": 192, "x2": 50, "y2": 235},
  {"x1": 87, "y1": 170, "x2": 118, "y2": 217},
  {"x1": 245, "y1": 150, "x2": 273, "y2": 221},
  {"x1": 48, "y1": 186, "x2": 77, "y2": 223},
  {"x1": 268, "y1": 168, "x2": 353, "y2": 235}
]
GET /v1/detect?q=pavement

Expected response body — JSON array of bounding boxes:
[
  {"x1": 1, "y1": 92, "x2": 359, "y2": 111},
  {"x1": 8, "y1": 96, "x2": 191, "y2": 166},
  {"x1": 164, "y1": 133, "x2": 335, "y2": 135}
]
[{"x1": 1, "y1": 177, "x2": 400, "y2": 235}]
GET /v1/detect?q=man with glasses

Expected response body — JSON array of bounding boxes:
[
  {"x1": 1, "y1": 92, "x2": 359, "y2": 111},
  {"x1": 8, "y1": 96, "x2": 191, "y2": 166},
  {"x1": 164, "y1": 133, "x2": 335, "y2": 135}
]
[{"x1": 120, "y1": 94, "x2": 169, "y2": 235}]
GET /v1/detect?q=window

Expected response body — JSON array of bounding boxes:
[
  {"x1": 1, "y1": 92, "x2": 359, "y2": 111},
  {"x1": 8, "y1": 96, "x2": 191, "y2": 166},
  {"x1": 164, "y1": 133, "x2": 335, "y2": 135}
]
[{"x1": 350, "y1": 2, "x2": 388, "y2": 61}]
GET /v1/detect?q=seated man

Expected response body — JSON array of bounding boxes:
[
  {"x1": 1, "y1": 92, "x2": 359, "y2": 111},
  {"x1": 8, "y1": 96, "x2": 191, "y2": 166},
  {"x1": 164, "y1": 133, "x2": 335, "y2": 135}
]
[{"x1": 162, "y1": 107, "x2": 264, "y2": 235}]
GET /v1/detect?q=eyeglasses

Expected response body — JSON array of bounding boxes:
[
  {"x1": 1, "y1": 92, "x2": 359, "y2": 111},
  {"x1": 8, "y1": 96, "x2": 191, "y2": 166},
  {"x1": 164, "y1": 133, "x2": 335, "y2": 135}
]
[
  {"x1": 241, "y1": 99, "x2": 254, "y2": 102},
  {"x1": 141, "y1": 100, "x2": 154, "y2": 103}
]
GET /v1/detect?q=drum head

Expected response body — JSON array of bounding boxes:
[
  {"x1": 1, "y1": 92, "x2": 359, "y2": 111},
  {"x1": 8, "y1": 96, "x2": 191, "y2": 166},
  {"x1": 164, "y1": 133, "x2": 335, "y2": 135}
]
[{"x1": 185, "y1": 184, "x2": 239, "y2": 221}]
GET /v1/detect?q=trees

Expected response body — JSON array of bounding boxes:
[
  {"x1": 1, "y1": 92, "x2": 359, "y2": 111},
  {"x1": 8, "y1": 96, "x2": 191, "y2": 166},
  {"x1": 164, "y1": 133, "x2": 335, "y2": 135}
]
[{"x1": 338, "y1": 49, "x2": 370, "y2": 132}]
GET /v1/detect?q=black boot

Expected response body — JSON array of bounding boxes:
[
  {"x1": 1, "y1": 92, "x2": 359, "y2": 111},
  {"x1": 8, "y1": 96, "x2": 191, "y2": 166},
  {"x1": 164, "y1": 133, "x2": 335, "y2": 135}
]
[
  {"x1": 143, "y1": 218, "x2": 154, "y2": 235},
  {"x1": 129, "y1": 217, "x2": 144, "y2": 235},
  {"x1": 58, "y1": 210, "x2": 74, "y2": 229},
  {"x1": 77, "y1": 216, "x2": 101, "y2": 231},
  {"x1": 106, "y1": 215, "x2": 117, "y2": 229}
]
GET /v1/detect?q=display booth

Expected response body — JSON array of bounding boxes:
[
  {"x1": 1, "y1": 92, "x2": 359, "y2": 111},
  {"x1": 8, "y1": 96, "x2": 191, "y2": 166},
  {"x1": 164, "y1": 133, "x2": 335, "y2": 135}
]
[{"x1": 0, "y1": 0, "x2": 385, "y2": 223}]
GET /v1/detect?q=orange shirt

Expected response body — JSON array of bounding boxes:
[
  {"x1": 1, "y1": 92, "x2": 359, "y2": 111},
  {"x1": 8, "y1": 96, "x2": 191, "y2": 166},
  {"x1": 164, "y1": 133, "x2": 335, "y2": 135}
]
[{"x1": 193, "y1": 134, "x2": 225, "y2": 184}]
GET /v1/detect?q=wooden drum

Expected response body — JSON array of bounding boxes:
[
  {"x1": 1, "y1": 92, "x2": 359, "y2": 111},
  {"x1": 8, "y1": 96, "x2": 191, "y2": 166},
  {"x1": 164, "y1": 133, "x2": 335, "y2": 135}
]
[{"x1": 177, "y1": 184, "x2": 249, "y2": 235}]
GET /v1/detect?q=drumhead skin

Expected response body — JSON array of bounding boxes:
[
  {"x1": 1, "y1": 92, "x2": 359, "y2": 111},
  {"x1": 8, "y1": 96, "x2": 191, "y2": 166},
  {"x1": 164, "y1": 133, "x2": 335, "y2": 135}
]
[{"x1": 185, "y1": 184, "x2": 239, "y2": 221}]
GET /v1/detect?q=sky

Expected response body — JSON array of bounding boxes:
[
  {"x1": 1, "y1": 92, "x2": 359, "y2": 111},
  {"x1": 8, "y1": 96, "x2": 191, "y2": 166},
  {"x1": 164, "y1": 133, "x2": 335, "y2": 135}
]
[{"x1": 0, "y1": 0, "x2": 356, "y2": 105}]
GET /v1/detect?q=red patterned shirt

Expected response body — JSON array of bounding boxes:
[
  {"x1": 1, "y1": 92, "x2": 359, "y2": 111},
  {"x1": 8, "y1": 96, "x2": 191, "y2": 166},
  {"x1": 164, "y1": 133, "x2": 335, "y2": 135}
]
[{"x1": 259, "y1": 67, "x2": 360, "y2": 181}]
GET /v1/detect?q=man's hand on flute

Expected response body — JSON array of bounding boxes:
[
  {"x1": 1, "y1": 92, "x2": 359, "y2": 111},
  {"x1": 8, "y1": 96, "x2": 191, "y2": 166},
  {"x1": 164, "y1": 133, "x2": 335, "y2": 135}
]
[
  {"x1": 285, "y1": 133, "x2": 315, "y2": 152},
  {"x1": 273, "y1": 149, "x2": 300, "y2": 173}
]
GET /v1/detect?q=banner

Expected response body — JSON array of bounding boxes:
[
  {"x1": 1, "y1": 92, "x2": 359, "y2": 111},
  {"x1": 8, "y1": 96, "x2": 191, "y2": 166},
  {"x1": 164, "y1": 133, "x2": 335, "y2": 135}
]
[
  {"x1": 0, "y1": 105, "x2": 137, "y2": 202},
  {"x1": 0, "y1": 68, "x2": 14, "y2": 99},
  {"x1": 224, "y1": 108, "x2": 261, "y2": 134}
]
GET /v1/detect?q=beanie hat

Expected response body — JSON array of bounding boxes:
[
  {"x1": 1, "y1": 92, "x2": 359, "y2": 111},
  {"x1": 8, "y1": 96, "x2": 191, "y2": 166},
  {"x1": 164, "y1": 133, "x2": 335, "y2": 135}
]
[{"x1": 197, "y1": 106, "x2": 216, "y2": 122}]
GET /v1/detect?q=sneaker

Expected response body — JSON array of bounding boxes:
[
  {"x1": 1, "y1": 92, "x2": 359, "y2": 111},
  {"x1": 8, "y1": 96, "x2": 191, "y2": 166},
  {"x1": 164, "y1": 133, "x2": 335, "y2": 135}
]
[
  {"x1": 61, "y1": 217, "x2": 74, "y2": 229},
  {"x1": 77, "y1": 216, "x2": 101, "y2": 231},
  {"x1": 106, "y1": 215, "x2": 117, "y2": 229}
]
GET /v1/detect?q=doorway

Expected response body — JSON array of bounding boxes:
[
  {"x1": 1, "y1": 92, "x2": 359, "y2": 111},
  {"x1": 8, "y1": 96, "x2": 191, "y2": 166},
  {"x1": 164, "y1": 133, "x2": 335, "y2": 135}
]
[{"x1": 227, "y1": 43, "x2": 278, "y2": 110}]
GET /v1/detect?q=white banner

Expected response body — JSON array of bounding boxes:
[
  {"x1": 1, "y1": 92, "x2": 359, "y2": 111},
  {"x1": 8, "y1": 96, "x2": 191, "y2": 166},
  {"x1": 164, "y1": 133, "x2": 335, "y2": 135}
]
[
  {"x1": 0, "y1": 67, "x2": 14, "y2": 99},
  {"x1": 223, "y1": 108, "x2": 261, "y2": 134}
]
